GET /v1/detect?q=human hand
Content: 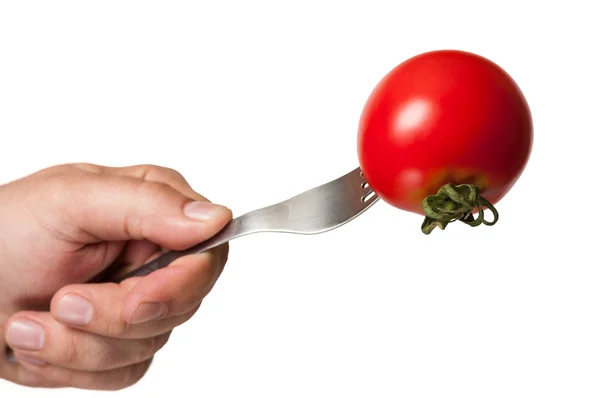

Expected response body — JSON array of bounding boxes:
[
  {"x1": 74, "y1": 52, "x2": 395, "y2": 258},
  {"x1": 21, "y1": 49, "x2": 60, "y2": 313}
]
[{"x1": 0, "y1": 163, "x2": 232, "y2": 390}]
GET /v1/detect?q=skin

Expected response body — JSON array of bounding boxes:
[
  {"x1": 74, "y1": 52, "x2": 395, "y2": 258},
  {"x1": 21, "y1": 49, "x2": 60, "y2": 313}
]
[{"x1": 0, "y1": 163, "x2": 233, "y2": 390}]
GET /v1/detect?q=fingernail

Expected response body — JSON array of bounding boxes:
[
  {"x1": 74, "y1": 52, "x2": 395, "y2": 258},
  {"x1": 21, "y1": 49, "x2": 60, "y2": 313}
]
[
  {"x1": 184, "y1": 201, "x2": 229, "y2": 221},
  {"x1": 6, "y1": 319, "x2": 44, "y2": 350},
  {"x1": 130, "y1": 302, "x2": 167, "y2": 324},
  {"x1": 54, "y1": 294, "x2": 93, "y2": 325},
  {"x1": 16, "y1": 354, "x2": 46, "y2": 366}
]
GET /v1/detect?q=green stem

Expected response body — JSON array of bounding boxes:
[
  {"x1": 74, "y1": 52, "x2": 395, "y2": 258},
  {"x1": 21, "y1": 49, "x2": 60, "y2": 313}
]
[{"x1": 420, "y1": 183, "x2": 499, "y2": 235}]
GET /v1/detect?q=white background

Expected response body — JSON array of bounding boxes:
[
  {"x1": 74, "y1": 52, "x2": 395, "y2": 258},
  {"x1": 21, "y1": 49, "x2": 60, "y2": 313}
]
[{"x1": 0, "y1": 1, "x2": 598, "y2": 397}]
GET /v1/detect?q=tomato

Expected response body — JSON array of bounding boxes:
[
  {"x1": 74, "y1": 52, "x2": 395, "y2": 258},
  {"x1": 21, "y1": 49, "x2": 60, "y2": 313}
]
[{"x1": 357, "y1": 49, "x2": 533, "y2": 234}]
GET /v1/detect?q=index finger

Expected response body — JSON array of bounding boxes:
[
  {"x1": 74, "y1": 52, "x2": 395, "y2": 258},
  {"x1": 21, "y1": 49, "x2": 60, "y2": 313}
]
[{"x1": 108, "y1": 164, "x2": 209, "y2": 202}]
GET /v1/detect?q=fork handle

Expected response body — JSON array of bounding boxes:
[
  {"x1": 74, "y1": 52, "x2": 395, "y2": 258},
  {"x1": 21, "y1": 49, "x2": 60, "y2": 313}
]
[
  {"x1": 111, "y1": 194, "x2": 297, "y2": 282},
  {"x1": 111, "y1": 218, "x2": 244, "y2": 282}
]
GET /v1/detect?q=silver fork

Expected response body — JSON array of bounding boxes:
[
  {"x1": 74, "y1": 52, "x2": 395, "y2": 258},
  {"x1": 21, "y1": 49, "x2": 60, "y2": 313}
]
[{"x1": 112, "y1": 167, "x2": 379, "y2": 282}]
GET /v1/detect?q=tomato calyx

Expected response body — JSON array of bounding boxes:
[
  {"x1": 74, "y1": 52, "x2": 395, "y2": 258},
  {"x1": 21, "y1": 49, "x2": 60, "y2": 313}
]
[{"x1": 420, "y1": 183, "x2": 499, "y2": 235}]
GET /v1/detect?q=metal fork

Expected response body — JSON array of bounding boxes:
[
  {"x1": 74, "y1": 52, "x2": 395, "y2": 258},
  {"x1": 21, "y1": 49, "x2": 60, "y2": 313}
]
[{"x1": 113, "y1": 167, "x2": 379, "y2": 282}]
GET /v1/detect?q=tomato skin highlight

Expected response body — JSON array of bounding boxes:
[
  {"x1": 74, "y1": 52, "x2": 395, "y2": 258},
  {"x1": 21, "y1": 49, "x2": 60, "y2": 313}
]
[{"x1": 357, "y1": 49, "x2": 533, "y2": 216}]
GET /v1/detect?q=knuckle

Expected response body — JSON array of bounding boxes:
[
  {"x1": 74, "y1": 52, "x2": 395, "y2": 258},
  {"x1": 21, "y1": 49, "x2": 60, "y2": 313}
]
[
  {"x1": 68, "y1": 162, "x2": 103, "y2": 173},
  {"x1": 64, "y1": 333, "x2": 120, "y2": 371},
  {"x1": 91, "y1": 340, "x2": 119, "y2": 370},
  {"x1": 38, "y1": 166, "x2": 96, "y2": 215},
  {"x1": 43, "y1": 364, "x2": 74, "y2": 387},
  {"x1": 152, "y1": 332, "x2": 171, "y2": 354},
  {"x1": 159, "y1": 166, "x2": 185, "y2": 181},
  {"x1": 42, "y1": 163, "x2": 99, "y2": 182},
  {"x1": 122, "y1": 211, "x2": 143, "y2": 239},
  {"x1": 134, "y1": 334, "x2": 169, "y2": 363},
  {"x1": 111, "y1": 358, "x2": 153, "y2": 390},
  {"x1": 35, "y1": 163, "x2": 81, "y2": 178},
  {"x1": 63, "y1": 332, "x2": 80, "y2": 365},
  {"x1": 10, "y1": 367, "x2": 49, "y2": 388},
  {"x1": 108, "y1": 319, "x2": 134, "y2": 339},
  {"x1": 135, "y1": 164, "x2": 184, "y2": 182},
  {"x1": 168, "y1": 304, "x2": 200, "y2": 327},
  {"x1": 181, "y1": 305, "x2": 201, "y2": 322},
  {"x1": 130, "y1": 358, "x2": 153, "y2": 385},
  {"x1": 133, "y1": 164, "x2": 157, "y2": 180}
]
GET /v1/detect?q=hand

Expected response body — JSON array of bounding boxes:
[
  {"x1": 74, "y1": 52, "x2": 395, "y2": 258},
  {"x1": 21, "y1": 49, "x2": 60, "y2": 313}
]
[{"x1": 0, "y1": 163, "x2": 232, "y2": 390}]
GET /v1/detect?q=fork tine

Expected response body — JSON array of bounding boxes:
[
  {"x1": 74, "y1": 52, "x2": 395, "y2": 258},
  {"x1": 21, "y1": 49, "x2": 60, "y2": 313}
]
[{"x1": 361, "y1": 188, "x2": 376, "y2": 203}]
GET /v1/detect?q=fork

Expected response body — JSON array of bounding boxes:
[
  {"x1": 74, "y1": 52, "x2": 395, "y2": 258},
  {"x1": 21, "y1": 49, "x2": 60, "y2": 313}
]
[{"x1": 112, "y1": 167, "x2": 379, "y2": 283}]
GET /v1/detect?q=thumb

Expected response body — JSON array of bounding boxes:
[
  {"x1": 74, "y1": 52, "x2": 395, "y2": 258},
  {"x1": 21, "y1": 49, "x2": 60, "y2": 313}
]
[{"x1": 53, "y1": 172, "x2": 232, "y2": 250}]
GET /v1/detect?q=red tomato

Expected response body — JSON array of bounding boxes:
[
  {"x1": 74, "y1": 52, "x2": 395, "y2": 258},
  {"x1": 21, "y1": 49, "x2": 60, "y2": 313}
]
[{"x1": 357, "y1": 49, "x2": 533, "y2": 233}]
